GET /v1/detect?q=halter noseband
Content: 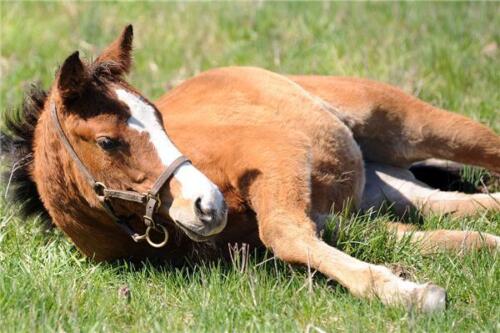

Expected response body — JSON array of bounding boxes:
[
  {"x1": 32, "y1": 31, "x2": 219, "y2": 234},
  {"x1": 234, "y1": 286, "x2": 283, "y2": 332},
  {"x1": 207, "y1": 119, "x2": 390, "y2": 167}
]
[{"x1": 50, "y1": 101, "x2": 190, "y2": 248}]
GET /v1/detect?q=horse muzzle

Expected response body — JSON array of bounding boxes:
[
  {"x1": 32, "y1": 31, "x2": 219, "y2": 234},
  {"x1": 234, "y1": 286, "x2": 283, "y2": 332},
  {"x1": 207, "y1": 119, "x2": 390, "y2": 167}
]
[{"x1": 161, "y1": 189, "x2": 228, "y2": 242}]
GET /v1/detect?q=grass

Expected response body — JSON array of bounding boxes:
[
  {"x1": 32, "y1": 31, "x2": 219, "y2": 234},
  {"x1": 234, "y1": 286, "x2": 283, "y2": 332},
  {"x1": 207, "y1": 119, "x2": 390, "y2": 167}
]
[{"x1": 1, "y1": 2, "x2": 499, "y2": 332}]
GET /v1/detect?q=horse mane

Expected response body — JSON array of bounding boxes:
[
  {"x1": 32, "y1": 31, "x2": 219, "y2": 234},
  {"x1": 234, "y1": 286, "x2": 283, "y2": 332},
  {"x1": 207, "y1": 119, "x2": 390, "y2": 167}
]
[
  {"x1": 0, "y1": 62, "x2": 125, "y2": 224},
  {"x1": 1, "y1": 83, "x2": 50, "y2": 221}
]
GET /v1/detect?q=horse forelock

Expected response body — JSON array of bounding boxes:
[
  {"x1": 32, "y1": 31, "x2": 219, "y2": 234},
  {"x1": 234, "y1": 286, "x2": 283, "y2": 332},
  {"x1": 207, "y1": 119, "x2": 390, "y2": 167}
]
[
  {"x1": 1, "y1": 83, "x2": 50, "y2": 221},
  {"x1": 89, "y1": 60, "x2": 126, "y2": 84}
]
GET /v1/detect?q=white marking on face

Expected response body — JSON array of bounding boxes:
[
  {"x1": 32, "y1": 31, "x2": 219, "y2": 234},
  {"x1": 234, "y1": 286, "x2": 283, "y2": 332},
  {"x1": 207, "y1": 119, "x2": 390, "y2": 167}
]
[{"x1": 115, "y1": 89, "x2": 225, "y2": 213}]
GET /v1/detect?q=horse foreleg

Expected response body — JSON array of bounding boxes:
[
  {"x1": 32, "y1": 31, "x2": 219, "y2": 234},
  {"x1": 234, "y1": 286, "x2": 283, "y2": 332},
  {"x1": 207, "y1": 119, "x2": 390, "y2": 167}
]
[
  {"x1": 362, "y1": 163, "x2": 500, "y2": 217},
  {"x1": 247, "y1": 157, "x2": 446, "y2": 312},
  {"x1": 257, "y1": 209, "x2": 446, "y2": 312}
]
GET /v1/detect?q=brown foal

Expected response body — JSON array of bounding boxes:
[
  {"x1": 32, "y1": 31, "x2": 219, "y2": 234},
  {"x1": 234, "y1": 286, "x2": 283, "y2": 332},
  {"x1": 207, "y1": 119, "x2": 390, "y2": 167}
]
[{"x1": 2, "y1": 25, "x2": 499, "y2": 313}]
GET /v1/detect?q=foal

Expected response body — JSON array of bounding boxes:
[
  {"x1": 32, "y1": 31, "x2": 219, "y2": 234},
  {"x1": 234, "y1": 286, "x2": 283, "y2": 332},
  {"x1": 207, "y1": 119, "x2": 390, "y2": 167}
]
[{"x1": 2, "y1": 25, "x2": 499, "y2": 313}]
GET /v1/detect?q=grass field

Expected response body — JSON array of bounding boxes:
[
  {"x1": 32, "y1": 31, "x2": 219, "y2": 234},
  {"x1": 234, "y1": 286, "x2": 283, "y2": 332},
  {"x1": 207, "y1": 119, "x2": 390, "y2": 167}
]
[{"x1": 1, "y1": 2, "x2": 499, "y2": 332}]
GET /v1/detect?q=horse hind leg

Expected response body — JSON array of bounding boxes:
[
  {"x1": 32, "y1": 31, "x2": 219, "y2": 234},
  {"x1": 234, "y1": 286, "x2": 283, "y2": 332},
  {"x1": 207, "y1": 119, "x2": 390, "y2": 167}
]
[
  {"x1": 408, "y1": 104, "x2": 500, "y2": 174},
  {"x1": 293, "y1": 76, "x2": 500, "y2": 173},
  {"x1": 387, "y1": 223, "x2": 500, "y2": 255},
  {"x1": 361, "y1": 163, "x2": 500, "y2": 217},
  {"x1": 373, "y1": 100, "x2": 500, "y2": 174},
  {"x1": 375, "y1": 82, "x2": 500, "y2": 173}
]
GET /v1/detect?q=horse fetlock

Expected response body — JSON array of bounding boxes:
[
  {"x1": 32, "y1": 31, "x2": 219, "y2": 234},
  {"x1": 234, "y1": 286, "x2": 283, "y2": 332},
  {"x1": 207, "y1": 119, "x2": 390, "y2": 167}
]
[
  {"x1": 351, "y1": 265, "x2": 412, "y2": 303},
  {"x1": 361, "y1": 265, "x2": 446, "y2": 313}
]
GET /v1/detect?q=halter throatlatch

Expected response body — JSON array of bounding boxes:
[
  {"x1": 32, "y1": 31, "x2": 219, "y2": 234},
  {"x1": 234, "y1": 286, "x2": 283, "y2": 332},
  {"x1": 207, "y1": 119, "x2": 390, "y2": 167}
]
[{"x1": 50, "y1": 101, "x2": 190, "y2": 248}]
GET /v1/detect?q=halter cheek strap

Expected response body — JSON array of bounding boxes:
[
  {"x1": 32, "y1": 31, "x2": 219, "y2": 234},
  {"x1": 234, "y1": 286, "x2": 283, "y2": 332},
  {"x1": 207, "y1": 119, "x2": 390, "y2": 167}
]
[{"x1": 50, "y1": 101, "x2": 190, "y2": 248}]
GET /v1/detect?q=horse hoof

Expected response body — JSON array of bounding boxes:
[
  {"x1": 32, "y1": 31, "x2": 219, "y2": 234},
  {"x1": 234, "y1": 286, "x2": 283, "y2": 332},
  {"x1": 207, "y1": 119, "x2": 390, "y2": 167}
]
[
  {"x1": 419, "y1": 284, "x2": 447, "y2": 313},
  {"x1": 492, "y1": 235, "x2": 500, "y2": 252}
]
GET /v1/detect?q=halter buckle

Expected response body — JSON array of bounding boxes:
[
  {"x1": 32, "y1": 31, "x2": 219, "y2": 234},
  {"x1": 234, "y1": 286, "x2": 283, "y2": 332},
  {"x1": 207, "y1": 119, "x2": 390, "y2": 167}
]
[
  {"x1": 145, "y1": 193, "x2": 162, "y2": 212},
  {"x1": 143, "y1": 214, "x2": 155, "y2": 228}
]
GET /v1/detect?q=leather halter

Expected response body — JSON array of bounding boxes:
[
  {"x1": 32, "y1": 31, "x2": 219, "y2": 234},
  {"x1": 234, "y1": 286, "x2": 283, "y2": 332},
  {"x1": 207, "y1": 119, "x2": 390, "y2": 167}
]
[{"x1": 50, "y1": 101, "x2": 190, "y2": 248}]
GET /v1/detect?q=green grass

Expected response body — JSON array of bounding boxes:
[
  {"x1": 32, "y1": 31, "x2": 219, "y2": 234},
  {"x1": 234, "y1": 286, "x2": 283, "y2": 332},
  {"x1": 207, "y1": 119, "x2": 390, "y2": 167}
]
[{"x1": 1, "y1": 2, "x2": 499, "y2": 332}]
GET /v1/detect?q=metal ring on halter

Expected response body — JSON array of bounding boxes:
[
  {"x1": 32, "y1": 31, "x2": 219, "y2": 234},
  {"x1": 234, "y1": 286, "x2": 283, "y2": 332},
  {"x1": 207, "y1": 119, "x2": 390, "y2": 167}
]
[
  {"x1": 94, "y1": 182, "x2": 107, "y2": 202},
  {"x1": 144, "y1": 224, "x2": 169, "y2": 248}
]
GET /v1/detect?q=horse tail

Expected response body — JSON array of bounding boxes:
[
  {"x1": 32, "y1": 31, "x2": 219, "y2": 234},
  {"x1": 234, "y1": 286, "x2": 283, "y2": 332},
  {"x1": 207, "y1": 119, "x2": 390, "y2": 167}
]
[{"x1": 1, "y1": 83, "x2": 50, "y2": 221}]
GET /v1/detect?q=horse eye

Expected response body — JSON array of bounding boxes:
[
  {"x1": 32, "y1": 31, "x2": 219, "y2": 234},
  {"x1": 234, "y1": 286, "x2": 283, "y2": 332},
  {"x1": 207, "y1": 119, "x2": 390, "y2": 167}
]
[{"x1": 96, "y1": 137, "x2": 121, "y2": 151}]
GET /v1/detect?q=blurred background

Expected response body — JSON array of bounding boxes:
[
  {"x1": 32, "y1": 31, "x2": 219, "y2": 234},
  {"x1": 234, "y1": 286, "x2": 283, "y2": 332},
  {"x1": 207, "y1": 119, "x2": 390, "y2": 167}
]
[{"x1": 1, "y1": 2, "x2": 498, "y2": 130}]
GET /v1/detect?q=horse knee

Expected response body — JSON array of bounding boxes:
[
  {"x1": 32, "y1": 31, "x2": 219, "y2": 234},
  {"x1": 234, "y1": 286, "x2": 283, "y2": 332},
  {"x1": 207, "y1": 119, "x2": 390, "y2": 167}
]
[{"x1": 258, "y1": 211, "x2": 319, "y2": 262}]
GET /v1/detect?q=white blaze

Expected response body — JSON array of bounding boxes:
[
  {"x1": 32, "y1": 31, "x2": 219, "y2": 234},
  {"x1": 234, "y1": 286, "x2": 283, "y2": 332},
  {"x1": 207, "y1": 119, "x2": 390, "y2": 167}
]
[{"x1": 115, "y1": 89, "x2": 224, "y2": 212}]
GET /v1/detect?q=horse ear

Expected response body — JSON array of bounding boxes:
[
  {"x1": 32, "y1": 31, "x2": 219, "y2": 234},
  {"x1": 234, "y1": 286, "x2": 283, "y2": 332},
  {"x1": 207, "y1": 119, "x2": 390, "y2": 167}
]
[
  {"x1": 58, "y1": 51, "x2": 89, "y2": 103},
  {"x1": 95, "y1": 24, "x2": 133, "y2": 75}
]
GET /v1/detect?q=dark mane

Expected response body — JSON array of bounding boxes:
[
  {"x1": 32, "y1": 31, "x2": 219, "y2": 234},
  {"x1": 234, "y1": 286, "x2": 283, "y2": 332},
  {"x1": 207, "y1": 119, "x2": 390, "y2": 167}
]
[
  {"x1": 1, "y1": 83, "x2": 50, "y2": 221},
  {"x1": 0, "y1": 62, "x2": 123, "y2": 223}
]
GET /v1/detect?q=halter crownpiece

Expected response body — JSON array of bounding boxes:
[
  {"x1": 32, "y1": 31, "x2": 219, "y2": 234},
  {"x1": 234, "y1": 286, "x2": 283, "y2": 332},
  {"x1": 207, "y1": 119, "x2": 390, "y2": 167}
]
[{"x1": 50, "y1": 101, "x2": 190, "y2": 248}]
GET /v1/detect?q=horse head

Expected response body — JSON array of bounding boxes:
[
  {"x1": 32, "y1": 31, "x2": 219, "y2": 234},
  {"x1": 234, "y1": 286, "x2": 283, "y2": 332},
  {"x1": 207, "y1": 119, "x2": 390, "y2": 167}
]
[{"x1": 34, "y1": 25, "x2": 227, "y2": 257}]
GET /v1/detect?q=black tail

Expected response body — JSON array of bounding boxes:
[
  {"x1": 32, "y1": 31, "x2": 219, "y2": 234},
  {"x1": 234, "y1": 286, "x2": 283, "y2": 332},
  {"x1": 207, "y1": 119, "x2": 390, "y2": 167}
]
[{"x1": 1, "y1": 83, "x2": 50, "y2": 221}]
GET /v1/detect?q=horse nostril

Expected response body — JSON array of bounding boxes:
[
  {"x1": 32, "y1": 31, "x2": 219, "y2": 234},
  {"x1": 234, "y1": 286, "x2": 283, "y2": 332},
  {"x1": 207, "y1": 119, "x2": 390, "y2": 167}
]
[
  {"x1": 194, "y1": 197, "x2": 204, "y2": 215},
  {"x1": 194, "y1": 197, "x2": 216, "y2": 222}
]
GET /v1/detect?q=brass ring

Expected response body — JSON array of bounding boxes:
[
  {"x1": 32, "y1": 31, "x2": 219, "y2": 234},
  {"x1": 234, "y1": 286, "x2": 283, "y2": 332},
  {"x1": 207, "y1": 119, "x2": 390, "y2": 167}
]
[{"x1": 145, "y1": 224, "x2": 169, "y2": 248}]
